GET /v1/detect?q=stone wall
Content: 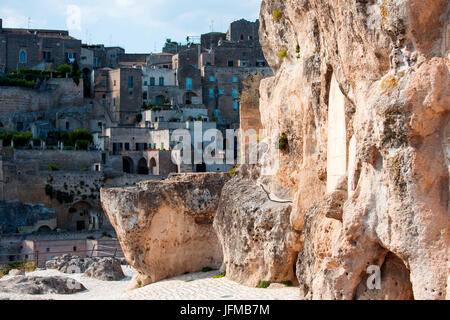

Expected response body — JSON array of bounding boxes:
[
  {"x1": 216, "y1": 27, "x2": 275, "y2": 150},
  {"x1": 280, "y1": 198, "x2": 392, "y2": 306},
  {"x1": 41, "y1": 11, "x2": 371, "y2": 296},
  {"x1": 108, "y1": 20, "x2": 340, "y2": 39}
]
[{"x1": 0, "y1": 78, "x2": 84, "y2": 115}]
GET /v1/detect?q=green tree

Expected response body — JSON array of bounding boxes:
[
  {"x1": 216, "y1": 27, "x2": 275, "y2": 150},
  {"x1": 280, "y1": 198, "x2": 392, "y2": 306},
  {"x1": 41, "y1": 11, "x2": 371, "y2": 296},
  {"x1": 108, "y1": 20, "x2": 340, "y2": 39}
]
[
  {"x1": 12, "y1": 131, "x2": 33, "y2": 148},
  {"x1": 69, "y1": 129, "x2": 93, "y2": 144},
  {"x1": 56, "y1": 64, "x2": 72, "y2": 75},
  {"x1": 75, "y1": 140, "x2": 89, "y2": 150}
]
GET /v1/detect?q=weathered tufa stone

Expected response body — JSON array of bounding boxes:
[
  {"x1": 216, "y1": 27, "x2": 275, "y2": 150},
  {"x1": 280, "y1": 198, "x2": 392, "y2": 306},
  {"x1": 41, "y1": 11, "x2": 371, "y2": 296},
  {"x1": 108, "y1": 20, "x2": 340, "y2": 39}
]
[
  {"x1": 100, "y1": 173, "x2": 230, "y2": 289},
  {"x1": 46, "y1": 254, "x2": 95, "y2": 273},
  {"x1": 257, "y1": 0, "x2": 449, "y2": 300},
  {"x1": 214, "y1": 165, "x2": 300, "y2": 287},
  {"x1": 84, "y1": 258, "x2": 125, "y2": 281}
]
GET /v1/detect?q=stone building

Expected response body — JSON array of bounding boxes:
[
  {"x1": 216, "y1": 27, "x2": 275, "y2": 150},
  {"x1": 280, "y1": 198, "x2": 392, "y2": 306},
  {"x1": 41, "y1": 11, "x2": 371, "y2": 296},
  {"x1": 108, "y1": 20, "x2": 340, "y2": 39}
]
[
  {"x1": 142, "y1": 66, "x2": 177, "y2": 105},
  {"x1": 167, "y1": 19, "x2": 272, "y2": 125},
  {"x1": 81, "y1": 44, "x2": 125, "y2": 70},
  {"x1": 118, "y1": 53, "x2": 150, "y2": 69},
  {"x1": 148, "y1": 53, "x2": 174, "y2": 69},
  {"x1": 0, "y1": 19, "x2": 82, "y2": 74},
  {"x1": 201, "y1": 66, "x2": 273, "y2": 125}
]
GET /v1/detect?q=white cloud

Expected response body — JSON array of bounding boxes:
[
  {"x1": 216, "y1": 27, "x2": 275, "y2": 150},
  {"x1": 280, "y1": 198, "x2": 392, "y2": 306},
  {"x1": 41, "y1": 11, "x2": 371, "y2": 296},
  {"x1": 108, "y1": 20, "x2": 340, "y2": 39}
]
[
  {"x1": 66, "y1": 5, "x2": 82, "y2": 33},
  {"x1": 0, "y1": 8, "x2": 29, "y2": 28}
]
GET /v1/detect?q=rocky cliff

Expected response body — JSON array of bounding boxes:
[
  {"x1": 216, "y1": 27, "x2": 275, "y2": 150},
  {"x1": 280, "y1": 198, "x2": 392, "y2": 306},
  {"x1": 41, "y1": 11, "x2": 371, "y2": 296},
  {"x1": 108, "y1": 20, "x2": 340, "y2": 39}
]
[{"x1": 229, "y1": 0, "x2": 448, "y2": 299}]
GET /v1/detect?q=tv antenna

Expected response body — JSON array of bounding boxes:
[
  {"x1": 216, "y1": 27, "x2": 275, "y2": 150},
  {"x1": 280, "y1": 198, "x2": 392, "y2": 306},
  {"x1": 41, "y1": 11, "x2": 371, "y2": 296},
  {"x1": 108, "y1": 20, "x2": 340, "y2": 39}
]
[
  {"x1": 210, "y1": 19, "x2": 214, "y2": 32},
  {"x1": 27, "y1": 17, "x2": 32, "y2": 29}
]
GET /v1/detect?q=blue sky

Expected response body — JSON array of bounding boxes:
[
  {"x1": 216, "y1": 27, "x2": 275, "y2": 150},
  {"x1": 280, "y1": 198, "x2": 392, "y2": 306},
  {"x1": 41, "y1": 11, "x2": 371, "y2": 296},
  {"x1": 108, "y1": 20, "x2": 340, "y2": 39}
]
[{"x1": 0, "y1": 0, "x2": 262, "y2": 53}]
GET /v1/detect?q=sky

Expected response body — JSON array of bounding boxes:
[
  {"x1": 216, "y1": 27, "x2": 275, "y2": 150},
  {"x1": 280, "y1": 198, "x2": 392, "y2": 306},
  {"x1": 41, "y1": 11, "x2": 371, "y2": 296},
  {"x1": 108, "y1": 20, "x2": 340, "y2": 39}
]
[{"x1": 0, "y1": 0, "x2": 262, "y2": 53}]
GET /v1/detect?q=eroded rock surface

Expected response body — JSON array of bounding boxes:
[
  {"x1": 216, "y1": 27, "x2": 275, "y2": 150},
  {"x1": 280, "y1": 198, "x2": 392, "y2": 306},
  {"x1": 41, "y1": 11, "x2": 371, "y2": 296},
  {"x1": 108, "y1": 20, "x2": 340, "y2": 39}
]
[
  {"x1": 100, "y1": 173, "x2": 229, "y2": 288},
  {"x1": 46, "y1": 254, "x2": 95, "y2": 273},
  {"x1": 0, "y1": 276, "x2": 86, "y2": 295},
  {"x1": 214, "y1": 165, "x2": 301, "y2": 287},
  {"x1": 253, "y1": 0, "x2": 449, "y2": 300},
  {"x1": 84, "y1": 258, "x2": 125, "y2": 281}
]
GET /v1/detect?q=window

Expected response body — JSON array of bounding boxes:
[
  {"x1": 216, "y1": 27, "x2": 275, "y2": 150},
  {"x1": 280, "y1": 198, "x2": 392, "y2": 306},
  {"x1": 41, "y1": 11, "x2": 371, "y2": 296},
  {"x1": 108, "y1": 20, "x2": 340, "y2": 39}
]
[
  {"x1": 113, "y1": 98, "x2": 116, "y2": 106},
  {"x1": 46, "y1": 248, "x2": 50, "y2": 253},
  {"x1": 209, "y1": 88, "x2": 214, "y2": 98},
  {"x1": 209, "y1": 76, "x2": 214, "y2": 82},
  {"x1": 43, "y1": 51, "x2": 51, "y2": 62},
  {"x1": 143, "y1": 92, "x2": 148, "y2": 100},
  {"x1": 240, "y1": 34, "x2": 244, "y2": 40},
  {"x1": 215, "y1": 109, "x2": 220, "y2": 117},
  {"x1": 232, "y1": 89, "x2": 238, "y2": 99},
  {"x1": 98, "y1": 122, "x2": 102, "y2": 128},
  {"x1": 144, "y1": 81, "x2": 148, "y2": 86},
  {"x1": 19, "y1": 49, "x2": 27, "y2": 63},
  {"x1": 159, "y1": 77, "x2": 164, "y2": 86},
  {"x1": 186, "y1": 78, "x2": 192, "y2": 90},
  {"x1": 101, "y1": 80, "x2": 106, "y2": 87},
  {"x1": 150, "y1": 77, "x2": 155, "y2": 86},
  {"x1": 102, "y1": 99, "x2": 106, "y2": 107},
  {"x1": 128, "y1": 76, "x2": 134, "y2": 89},
  {"x1": 219, "y1": 89, "x2": 223, "y2": 95},
  {"x1": 233, "y1": 101, "x2": 239, "y2": 110},
  {"x1": 73, "y1": 246, "x2": 77, "y2": 252},
  {"x1": 66, "y1": 122, "x2": 70, "y2": 130},
  {"x1": 228, "y1": 60, "x2": 234, "y2": 67},
  {"x1": 111, "y1": 54, "x2": 116, "y2": 59},
  {"x1": 94, "y1": 57, "x2": 99, "y2": 68},
  {"x1": 232, "y1": 76, "x2": 238, "y2": 83},
  {"x1": 125, "y1": 143, "x2": 130, "y2": 151},
  {"x1": 114, "y1": 80, "x2": 116, "y2": 86},
  {"x1": 66, "y1": 52, "x2": 76, "y2": 62}
]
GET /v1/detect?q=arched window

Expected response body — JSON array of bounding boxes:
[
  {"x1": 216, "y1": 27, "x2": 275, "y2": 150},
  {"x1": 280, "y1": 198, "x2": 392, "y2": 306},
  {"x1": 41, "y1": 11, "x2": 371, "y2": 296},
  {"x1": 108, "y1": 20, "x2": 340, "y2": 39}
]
[{"x1": 19, "y1": 50, "x2": 27, "y2": 63}]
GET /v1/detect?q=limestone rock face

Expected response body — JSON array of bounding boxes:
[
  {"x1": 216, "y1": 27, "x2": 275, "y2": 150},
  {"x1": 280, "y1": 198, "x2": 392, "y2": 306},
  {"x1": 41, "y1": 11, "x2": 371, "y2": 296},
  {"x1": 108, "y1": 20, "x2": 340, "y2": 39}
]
[
  {"x1": 100, "y1": 173, "x2": 229, "y2": 288},
  {"x1": 253, "y1": 0, "x2": 449, "y2": 300},
  {"x1": 214, "y1": 165, "x2": 301, "y2": 287}
]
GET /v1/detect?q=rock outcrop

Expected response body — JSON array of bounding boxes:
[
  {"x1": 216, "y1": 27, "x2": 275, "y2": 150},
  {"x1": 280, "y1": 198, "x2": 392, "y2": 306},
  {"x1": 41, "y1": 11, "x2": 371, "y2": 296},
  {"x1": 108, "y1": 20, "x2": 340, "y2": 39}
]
[
  {"x1": 46, "y1": 254, "x2": 95, "y2": 273},
  {"x1": 250, "y1": 0, "x2": 448, "y2": 299},
  {"x1": 214, "y1": 165, "x2": 301, "y2": 287},
  {"x1": 100, "y1": 173, "x2": 229, "y2": 288},
  {"x1": 84, "y1": 258, "x2": 125, "y2": 281}
]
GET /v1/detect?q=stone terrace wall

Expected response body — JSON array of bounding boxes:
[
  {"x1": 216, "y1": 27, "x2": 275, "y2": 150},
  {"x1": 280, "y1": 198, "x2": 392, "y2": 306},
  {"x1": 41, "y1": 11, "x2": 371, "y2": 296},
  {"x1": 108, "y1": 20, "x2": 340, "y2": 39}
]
[{"x1": 0, "y1": 78, "x2": 84, "y2": 115}]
